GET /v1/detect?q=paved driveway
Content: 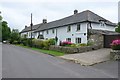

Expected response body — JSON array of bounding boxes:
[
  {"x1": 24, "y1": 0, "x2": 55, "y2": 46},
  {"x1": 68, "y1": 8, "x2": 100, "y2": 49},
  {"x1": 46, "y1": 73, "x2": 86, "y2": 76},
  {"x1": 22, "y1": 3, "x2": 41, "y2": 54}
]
[
  {"x1": 60, "y1": 48, "x2": 111, "y2": 66},
  {"x1": 2, "y1": 44, "x2": 118, "y2": 78}
]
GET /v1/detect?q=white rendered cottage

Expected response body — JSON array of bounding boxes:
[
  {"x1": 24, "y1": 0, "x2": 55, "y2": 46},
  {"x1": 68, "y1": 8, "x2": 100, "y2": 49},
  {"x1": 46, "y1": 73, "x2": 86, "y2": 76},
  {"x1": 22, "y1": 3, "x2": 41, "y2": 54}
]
[{"x1": 20, "y1": 10, "x2": 116, "y2": 45}]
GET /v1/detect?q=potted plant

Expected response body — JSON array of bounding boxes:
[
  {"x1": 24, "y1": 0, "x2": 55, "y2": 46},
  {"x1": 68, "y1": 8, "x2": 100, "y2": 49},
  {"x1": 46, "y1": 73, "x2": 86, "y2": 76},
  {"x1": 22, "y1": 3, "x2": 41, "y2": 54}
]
[{"x1": 110, "y1": 39, "x2": 120, "y2": 60}]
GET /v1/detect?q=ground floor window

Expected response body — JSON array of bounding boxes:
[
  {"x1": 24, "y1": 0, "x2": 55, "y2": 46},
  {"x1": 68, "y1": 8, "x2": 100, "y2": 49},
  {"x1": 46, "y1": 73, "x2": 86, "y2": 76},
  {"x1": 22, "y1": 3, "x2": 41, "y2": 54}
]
[
  {"x1": 37, "y1": 35, "x2": 44, "y2": 39},
  {"x1": 76, "y1": 38, "x2": 81, "y2": 43},
  {"x1": 66, "y1": 38, "x2": 71, "y2": 42}
]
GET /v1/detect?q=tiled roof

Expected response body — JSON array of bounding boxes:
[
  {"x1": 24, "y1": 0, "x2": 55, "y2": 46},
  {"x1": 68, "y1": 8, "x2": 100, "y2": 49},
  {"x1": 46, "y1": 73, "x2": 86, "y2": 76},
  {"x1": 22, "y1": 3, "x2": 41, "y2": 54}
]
[
  {"x1": 21, "y1": 10, "x2": 117, "y2": 33},
  {"x1": 20, "y1": 23, "x2": 44, "y2": 33},
  {"x1": 90, "y1": 29, "x2": 120, "y2": 35}
]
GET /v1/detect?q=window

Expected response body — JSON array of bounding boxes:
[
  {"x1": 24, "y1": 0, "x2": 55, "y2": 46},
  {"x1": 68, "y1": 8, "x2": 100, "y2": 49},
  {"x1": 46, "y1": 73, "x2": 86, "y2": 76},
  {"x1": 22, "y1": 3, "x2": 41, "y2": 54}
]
[
  {"x1": 77, "y1": 23, "x2": 81, "y2": 31},
  {"x1": 46, "y1": 30, "x2": 49, "y2": 34},
  {"x1": 29, "y1": 32, "x2": 31, "y2": 37},
  {"x1": 37, "y1": 35, "x2": 44, "y2": 39},
  {"x1": 76, "y1": 38, "x2": 81, "y2": 43},
  {"x1": 66, "y1": 38, "x2": 71, "y2": 42},
  {"x1": 27, "y1": 32, "x2": 28, "y2": 35},
  {"x1": 67, "y1": 25, "x2": 71, "y2": 32},
  {"x1": 52, "y1": 29, "x2": 55, "y2": 34},
  {"x1": 32, "y1": 33, "x2": 34, "y2": 38},
  {"x1": 100, "y1": 21, "x2": 105, "y2": 27}
]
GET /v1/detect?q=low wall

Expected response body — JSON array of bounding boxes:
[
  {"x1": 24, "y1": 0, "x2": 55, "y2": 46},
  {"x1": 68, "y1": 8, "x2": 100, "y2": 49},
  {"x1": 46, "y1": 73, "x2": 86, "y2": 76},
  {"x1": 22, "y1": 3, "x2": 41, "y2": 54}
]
[
  {"x1": 110, "y1": 50, "x2": 120, "y2": 60},
  {"x1": 49, "y1": 44, "x2": 103, "y2": 54}
]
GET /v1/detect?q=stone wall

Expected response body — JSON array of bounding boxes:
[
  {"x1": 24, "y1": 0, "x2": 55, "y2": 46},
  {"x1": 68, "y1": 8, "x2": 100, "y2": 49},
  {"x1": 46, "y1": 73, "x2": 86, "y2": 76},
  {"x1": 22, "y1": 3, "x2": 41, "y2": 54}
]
[
  {"x1": 89, "y1": 33, "x2": 104, "y2": 48},
  {"x1": 110, "y1": 50, "x2": 120, "y2": 60},
  {"x1": 49, "y1": 44, "x2": 103, "y2": 54}
]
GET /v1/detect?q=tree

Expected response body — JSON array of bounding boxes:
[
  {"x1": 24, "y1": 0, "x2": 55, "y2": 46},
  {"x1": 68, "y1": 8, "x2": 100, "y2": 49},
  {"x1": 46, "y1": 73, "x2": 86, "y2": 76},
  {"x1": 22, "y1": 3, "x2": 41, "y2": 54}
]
[
  {"x1": 0, "y1": 15, "x2": 2, "y2": 41},
  {"x1": 0, "y1": 15, "x2": 2, "y2": 20},
  {"x1": 115, "y1": 22, "x2": 120, "y2": 33},
  {"x1": 2, "y1": 21, "x2": 11, "y2": 41},
  {"x1": 10, "y1": 29, "x2": 20, "y2": 44}
]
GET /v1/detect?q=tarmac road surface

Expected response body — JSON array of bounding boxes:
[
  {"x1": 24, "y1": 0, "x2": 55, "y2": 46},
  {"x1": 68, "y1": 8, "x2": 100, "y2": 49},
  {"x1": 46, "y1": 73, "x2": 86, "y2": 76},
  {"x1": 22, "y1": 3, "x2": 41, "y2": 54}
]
[{"x1": 2, "y1": 44, "x2": 118, "y2": 78}]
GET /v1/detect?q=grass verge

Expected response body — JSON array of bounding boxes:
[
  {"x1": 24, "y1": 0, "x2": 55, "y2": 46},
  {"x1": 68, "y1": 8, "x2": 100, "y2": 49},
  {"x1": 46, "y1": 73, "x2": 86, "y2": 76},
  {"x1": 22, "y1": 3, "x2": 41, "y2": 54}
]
[{"x1": 17, "y1": 44, "x2": 64, "y2": 56}]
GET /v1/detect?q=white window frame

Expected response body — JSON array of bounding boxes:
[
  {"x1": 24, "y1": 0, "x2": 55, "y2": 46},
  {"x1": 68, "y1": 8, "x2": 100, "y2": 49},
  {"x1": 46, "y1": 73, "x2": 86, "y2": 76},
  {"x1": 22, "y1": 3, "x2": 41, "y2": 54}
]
[
  {"x1": 77, "y1": 23, "x2": 81, "y2": 31},
  {"x1": 66, "y1": 38, "x2": 71, "y2": 42},
  {"x1": 67, "y1": 25, "x2": 71, "y2": 32},
  {"x1": 76, "y1": 38, "x2": 81, "y2": 44}
]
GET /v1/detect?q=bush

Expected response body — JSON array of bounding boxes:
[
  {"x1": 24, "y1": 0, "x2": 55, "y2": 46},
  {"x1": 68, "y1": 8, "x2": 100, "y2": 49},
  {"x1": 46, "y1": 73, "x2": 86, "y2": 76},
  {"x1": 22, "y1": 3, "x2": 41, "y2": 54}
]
[
  {"x1": 32, "y1": 38, "x2": 55, "y2": 49},
  {"x1": 32, "y1": 39, "x2": 44, "y2": 48},
  {"x1": 12, "y1": 40, "x2": 18, "y2": 44},
  {"x1": 70, "y1": 44, "x2": 77, "y2": 47},
  {"x1": 111, "y1": 39, "x2": 120, "y2": 50},
  {"x1": 21, "y1": 38, "x2": 32, "y2": 46},
  {"x1": 48, "y1": 38, "x2": 55, "y2": 45},
  {"x1": 43, "y1": 40, "x2": 50, "y2": 49},
  {"x1": 77, "y1": 43, "x2": 87, "y2": 47}
]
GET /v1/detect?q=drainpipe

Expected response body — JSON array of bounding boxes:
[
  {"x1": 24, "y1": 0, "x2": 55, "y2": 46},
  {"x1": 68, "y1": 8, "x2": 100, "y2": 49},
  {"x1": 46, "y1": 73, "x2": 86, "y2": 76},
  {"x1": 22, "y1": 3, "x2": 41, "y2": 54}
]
[
  {"x1": 55, "y1": 29, "x2": 58, "y2": 45},
  {"x1": 87, "y1": 21, "x2": 92, "y2": 40}
]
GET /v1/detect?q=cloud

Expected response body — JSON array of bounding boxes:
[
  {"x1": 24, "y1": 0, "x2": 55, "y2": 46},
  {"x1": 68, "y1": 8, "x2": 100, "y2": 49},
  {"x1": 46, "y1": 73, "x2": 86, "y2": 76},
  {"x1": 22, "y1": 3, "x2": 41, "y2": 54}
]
[
  {"x1": 0, "y1": 0, "x2": 119, "y2": 3},
  {"x1": 0, "y1": 1, "x2": 118, "y2": 31}
]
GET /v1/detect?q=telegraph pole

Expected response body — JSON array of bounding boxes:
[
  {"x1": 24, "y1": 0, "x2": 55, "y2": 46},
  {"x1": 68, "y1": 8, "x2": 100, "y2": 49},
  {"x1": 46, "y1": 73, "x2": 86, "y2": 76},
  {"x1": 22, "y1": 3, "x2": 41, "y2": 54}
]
[{"x1": 30, "y1": 13, "x2": 33, "y2": 47}]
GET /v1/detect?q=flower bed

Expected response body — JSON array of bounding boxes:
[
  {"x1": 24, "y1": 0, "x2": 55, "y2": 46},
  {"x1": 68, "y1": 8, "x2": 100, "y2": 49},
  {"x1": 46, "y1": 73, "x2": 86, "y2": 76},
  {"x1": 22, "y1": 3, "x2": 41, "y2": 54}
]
[
  {"x1": 60, "y1": 41, "x2": 73, "y2": 46},
  {"x1": 110, "y1": 39, "x2": 120, "y2": 60},
  {"x1": 49, "y1": 44, "x2": 103, "y2": 54},
  {"x1": 111, "y1": 39, "x2": 120, "y2": 50}
]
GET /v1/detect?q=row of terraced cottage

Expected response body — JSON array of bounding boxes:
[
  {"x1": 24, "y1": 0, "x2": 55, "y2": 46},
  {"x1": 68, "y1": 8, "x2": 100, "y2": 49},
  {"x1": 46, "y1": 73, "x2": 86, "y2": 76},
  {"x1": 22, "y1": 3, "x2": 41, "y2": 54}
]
[{"x1": 20, "y1": 10, "x2": 119, "y2": 48}]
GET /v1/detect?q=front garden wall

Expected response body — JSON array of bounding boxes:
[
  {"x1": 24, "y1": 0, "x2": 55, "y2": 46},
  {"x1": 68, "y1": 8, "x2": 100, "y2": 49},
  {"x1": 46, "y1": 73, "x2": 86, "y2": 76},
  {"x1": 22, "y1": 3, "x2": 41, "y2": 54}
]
[
  {"x1": 49, "y1": 44, "x2": 103, "y2": 54},
  {"x1": 110, "y1": 50, "x2": 120, "y2": 60}
]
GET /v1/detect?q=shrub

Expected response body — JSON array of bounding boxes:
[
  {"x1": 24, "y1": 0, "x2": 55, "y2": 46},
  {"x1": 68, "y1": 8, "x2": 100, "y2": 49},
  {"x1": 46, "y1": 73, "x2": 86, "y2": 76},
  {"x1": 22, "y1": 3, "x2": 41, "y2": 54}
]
[
  {"x1": 43, "y1": 40, "x2": 50, "y2": 50},
  {"x1": 32, "y1": 38, "x2": 55, "y2": 49},
  {"x1": 77, "y1": 43, "x2": 87, "y2": 47},
  {"x1": 48, "y1": 38, "x2": 55, "y2": 45},
  {"x1": 70, "y1": 44, "x2": 77, "y2": 47},
  {"x1": 12, "y1": 40, "x2": 18, "y2": 44},
  {"x1": 32, "y1": 39, "x2": 44, "y2": 48},
  {"x1": 21, "y1": 38, "x2": 32, "y2": 46},
  {"x1": 111, "y1": 39, "x2": 120, "y2": 50}
]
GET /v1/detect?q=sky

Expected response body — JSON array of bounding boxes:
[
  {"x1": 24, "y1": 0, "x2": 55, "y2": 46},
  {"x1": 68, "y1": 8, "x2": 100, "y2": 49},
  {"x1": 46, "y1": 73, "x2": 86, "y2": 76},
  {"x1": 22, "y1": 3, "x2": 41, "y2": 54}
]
[{"x1": 0, "y1": 0, "x2": 119, "y2": 31}]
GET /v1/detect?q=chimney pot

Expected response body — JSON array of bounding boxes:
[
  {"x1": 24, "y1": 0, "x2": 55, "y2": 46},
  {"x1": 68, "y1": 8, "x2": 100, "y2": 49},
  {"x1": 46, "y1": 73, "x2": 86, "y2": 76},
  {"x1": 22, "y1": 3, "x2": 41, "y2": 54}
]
[
  {"x1": 74, "y1": 10, "x2": 78, "y2": 14},
  {"x1": 25, "y1": 25, "x2": 27, "y2": 28},
  {"x1": 43, "y1": 19, "x2": 47, "y2": 23}
]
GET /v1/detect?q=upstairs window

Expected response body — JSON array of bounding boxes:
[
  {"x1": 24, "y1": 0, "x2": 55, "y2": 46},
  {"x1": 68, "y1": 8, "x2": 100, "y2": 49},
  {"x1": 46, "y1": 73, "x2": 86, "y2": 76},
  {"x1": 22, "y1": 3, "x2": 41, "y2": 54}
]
[
  {"x1": 76, "y1": 38, "x2": 81, "y2": 44},
  {"x1": 77, "y1": 23, "x2": 81, "y2": 31},
  {"x1": 67, "y1": 25, "x2": 71, "y2": 32},
  {"x1": 52, "y1": 29, "x2": 55, "y2": 34},
  {"x1": 46, "y1": 30, "x2": 49, "y2": 34},
  {"x1": 29, "y1": 32, "x2": 31, "y2": 37},
  {"x1": 100, "y1": 21, "x2": 105, "y2": 27}
]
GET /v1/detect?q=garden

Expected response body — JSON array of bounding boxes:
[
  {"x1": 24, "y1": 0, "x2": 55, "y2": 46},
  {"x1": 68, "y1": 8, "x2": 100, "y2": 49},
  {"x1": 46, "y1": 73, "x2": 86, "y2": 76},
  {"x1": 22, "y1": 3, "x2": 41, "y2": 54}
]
[{"x1": 110, "y1": 39, "x2": 120, "y2": 60}]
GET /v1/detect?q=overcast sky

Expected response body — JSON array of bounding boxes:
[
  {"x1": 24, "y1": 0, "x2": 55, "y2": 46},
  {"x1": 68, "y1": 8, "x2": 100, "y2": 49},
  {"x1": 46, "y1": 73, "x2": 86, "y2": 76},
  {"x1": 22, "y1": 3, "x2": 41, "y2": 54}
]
[{"x1": 0, "y1": 0, "x2": 119, "y2": 31}]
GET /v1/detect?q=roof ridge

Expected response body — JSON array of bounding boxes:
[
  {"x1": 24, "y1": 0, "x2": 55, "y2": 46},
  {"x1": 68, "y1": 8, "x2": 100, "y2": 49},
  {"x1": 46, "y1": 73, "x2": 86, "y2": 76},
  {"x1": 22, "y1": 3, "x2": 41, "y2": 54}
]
[{"x1": 21, "y1": 10, "x2": 116, "y2": 33}]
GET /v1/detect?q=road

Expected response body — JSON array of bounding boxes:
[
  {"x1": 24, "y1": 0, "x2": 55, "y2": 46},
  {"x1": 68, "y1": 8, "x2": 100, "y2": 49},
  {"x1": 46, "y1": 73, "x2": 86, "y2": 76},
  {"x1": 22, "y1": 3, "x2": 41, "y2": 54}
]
[
  {"x1": 0, "y1": 42, "x2": 2, "y2": 79},
  {"x1": 2, "y1": 44, "x2": 118, "y2": 78}
]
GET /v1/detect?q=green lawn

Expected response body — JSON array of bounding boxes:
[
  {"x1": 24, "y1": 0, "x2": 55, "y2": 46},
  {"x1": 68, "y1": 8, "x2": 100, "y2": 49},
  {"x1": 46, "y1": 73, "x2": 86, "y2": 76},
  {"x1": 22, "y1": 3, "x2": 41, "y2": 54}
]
[{"x1": 17, "y1": 44, "x2": 64, "y2": 56}]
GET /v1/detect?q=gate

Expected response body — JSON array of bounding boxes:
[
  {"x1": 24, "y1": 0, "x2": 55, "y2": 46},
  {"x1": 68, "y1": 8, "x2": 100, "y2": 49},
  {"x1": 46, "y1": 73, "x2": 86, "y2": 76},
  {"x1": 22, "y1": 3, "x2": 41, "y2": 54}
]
[{"x1": 104, "y1": 34, "x2": 120, "y2": 48}]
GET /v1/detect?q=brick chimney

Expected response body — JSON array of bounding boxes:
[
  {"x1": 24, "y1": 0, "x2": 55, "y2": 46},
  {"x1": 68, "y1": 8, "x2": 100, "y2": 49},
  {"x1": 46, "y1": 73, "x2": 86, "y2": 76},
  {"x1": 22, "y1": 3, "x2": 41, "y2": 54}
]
[
  {"x1": 25, "y1": 25, "x2": 27, "y2": 28},
  {"x1": 74, "y1": 9, "x2": 78, "y2": 14},
  {"x1": 43, "y1": 19, "x2": 47, "y2": 23}
]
